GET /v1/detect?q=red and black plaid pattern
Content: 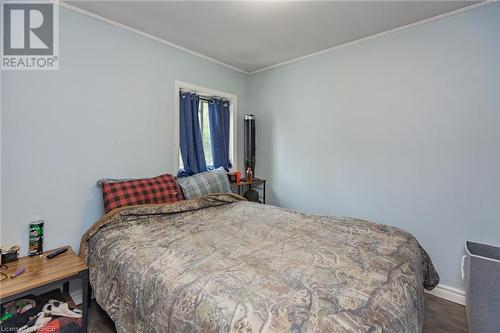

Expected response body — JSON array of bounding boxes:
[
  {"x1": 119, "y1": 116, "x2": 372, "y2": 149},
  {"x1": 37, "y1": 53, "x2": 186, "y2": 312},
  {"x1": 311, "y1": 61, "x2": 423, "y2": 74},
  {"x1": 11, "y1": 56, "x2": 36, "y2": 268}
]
[
  {"x1": 38, "y1": 317, "x2": 82, "y2": 333},
  {"x1": 101, "y1": 174, "x2": 184, "y2": 213}
]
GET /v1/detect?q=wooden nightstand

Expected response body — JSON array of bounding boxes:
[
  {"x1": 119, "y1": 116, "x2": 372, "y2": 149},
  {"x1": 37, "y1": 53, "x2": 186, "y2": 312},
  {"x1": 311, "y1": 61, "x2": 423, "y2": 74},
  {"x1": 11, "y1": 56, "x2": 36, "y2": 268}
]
[
  {"x1": 233, "y1": 178, "x2": 266, "y2": 203},
  {"x1": 0, "y1": 247, "x2": 90, "y2": 333}
]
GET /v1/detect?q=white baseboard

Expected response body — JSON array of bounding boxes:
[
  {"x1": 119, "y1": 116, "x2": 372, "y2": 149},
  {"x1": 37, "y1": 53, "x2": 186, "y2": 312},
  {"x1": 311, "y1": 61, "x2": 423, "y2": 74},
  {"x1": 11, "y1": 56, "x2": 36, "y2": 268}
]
[{"x1": 425, "y1": 283, "x2": 465, "y2": 305}]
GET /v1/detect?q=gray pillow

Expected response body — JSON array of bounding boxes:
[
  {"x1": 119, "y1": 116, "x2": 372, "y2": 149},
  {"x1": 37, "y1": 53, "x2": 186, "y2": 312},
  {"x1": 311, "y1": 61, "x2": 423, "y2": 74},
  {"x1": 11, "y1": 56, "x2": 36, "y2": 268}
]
[{"x1": 177, "y1": 167, "x2": 231, "y2": 199}]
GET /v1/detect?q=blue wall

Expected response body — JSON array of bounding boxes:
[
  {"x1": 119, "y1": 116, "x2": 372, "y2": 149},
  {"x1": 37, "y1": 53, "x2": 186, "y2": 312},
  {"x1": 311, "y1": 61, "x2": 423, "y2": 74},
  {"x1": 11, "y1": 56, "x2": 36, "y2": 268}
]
[
  {"x1": 248, "y1": 3, "x2": 500, "y2": 290},
  {"x1": 2, "y1": 3, "x2": 498, "y2": 292},
  {"x1": 1, "y1": 7, "x2": 248, "y2": 254}
]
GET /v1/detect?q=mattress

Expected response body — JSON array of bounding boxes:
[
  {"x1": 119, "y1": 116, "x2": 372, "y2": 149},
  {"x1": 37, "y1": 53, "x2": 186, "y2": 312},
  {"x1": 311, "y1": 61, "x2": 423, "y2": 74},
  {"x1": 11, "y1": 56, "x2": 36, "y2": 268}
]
[{"x1": 79, "y1": 193, "x2": 438, "y2": 333}]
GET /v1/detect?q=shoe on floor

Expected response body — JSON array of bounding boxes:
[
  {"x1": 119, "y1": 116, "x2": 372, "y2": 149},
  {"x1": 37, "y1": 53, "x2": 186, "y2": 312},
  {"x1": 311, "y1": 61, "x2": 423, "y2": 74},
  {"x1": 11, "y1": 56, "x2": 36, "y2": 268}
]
[{"x1": 42, "y1": 300, "x2": 82, "y2": 319}]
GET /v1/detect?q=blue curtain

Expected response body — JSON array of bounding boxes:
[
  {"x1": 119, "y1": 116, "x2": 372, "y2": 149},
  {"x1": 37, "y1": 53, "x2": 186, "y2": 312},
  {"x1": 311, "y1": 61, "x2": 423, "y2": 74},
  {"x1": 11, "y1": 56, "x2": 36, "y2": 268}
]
[
  {"x1": 178, "y1": 92, "x2": 207, "y2": 177},
  {"x1": 208, "y1": 99, "x2": 232, "y2": 170}
]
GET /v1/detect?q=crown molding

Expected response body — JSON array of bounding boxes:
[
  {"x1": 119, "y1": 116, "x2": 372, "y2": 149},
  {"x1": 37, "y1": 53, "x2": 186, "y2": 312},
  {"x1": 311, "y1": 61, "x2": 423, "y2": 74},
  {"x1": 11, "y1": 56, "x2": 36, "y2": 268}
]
[
  {"x1": 249, "y1": 1, "x2": 494, "y2": 74},
  {"x1": 57, "y1": 1, "x2": 249, "y2": 75},
  {"x1": 58, "y1": 1, "x2": 493, "y2": 76}
]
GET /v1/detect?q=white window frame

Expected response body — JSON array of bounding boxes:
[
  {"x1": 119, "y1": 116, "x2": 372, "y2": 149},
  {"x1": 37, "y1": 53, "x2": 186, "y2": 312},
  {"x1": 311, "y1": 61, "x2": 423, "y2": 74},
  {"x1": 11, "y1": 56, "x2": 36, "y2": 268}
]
[{"x1": 174, "y1": 80, "x2": 237, "y2": 173}]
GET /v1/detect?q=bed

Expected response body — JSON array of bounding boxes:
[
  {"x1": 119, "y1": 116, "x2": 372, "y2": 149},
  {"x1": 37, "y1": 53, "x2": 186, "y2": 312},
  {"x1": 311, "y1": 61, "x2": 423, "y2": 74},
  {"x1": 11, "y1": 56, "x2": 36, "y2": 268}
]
[{"x1": 79, "y1": 193, "x2": 438, "y2": 333}]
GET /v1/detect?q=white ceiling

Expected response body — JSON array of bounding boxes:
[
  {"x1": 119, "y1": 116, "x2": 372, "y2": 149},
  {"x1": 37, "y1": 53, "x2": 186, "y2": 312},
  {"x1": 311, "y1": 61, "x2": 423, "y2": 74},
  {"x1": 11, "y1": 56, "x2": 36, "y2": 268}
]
[{"x1": 64, "y1": 1, "x2": 481, "y2": 73}]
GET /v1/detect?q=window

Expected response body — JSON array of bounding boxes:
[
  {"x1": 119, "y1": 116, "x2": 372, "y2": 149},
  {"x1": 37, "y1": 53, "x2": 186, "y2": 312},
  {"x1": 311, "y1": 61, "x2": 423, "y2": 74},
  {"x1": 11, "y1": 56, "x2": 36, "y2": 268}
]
[
  {"x1": 175, "y1": 81, "x2": 237, "y2": 174},
  {"x1": 199, "y1": 100, "x2": 213, "y2": 167},
  {"x1": 179, "y1": 99, "x2": 213, "y2": 168}
]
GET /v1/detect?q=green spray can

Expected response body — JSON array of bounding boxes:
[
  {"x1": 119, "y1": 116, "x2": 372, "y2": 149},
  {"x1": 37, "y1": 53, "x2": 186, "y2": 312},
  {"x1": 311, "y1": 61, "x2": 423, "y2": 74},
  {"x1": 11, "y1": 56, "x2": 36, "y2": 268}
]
[{"x1": 29, "y1": 221, "x2": 44, "y2": 256}]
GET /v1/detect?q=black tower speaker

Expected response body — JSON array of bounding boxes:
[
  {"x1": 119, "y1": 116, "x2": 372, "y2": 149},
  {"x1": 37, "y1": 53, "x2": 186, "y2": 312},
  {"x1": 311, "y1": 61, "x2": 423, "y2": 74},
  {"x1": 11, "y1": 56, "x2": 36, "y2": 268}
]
[{"x1": 244, "y1": 114, "x2": 256, "y2": 175}]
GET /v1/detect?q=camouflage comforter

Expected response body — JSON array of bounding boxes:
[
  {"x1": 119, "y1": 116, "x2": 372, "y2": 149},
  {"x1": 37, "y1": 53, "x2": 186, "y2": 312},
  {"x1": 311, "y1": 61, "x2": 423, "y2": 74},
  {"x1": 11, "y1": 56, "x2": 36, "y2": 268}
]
[{"x1": 80, "y1": 193, "x2": 438, "y2": 333}]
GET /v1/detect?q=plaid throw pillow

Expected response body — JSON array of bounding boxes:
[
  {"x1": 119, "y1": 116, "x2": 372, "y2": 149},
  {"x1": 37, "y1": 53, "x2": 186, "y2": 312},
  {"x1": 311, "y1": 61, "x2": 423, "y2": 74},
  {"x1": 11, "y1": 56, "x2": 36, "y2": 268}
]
[
  {"x1": 101, "y1": 174, "x2": 183, "y2": 213},
  {"x1": 177, "y1": 167, "x2": 231, "y2": 199}
]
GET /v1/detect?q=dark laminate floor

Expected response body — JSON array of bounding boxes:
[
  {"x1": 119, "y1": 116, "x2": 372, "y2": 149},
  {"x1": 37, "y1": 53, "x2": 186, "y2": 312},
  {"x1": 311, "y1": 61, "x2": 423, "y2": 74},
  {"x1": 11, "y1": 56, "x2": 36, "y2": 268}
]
[
  {"x1": 88, "y1": 294, "x2": 467, "y2": 332},
  {"x1": 423, "y1": 294, "x2": 468, "y2": 333}
]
